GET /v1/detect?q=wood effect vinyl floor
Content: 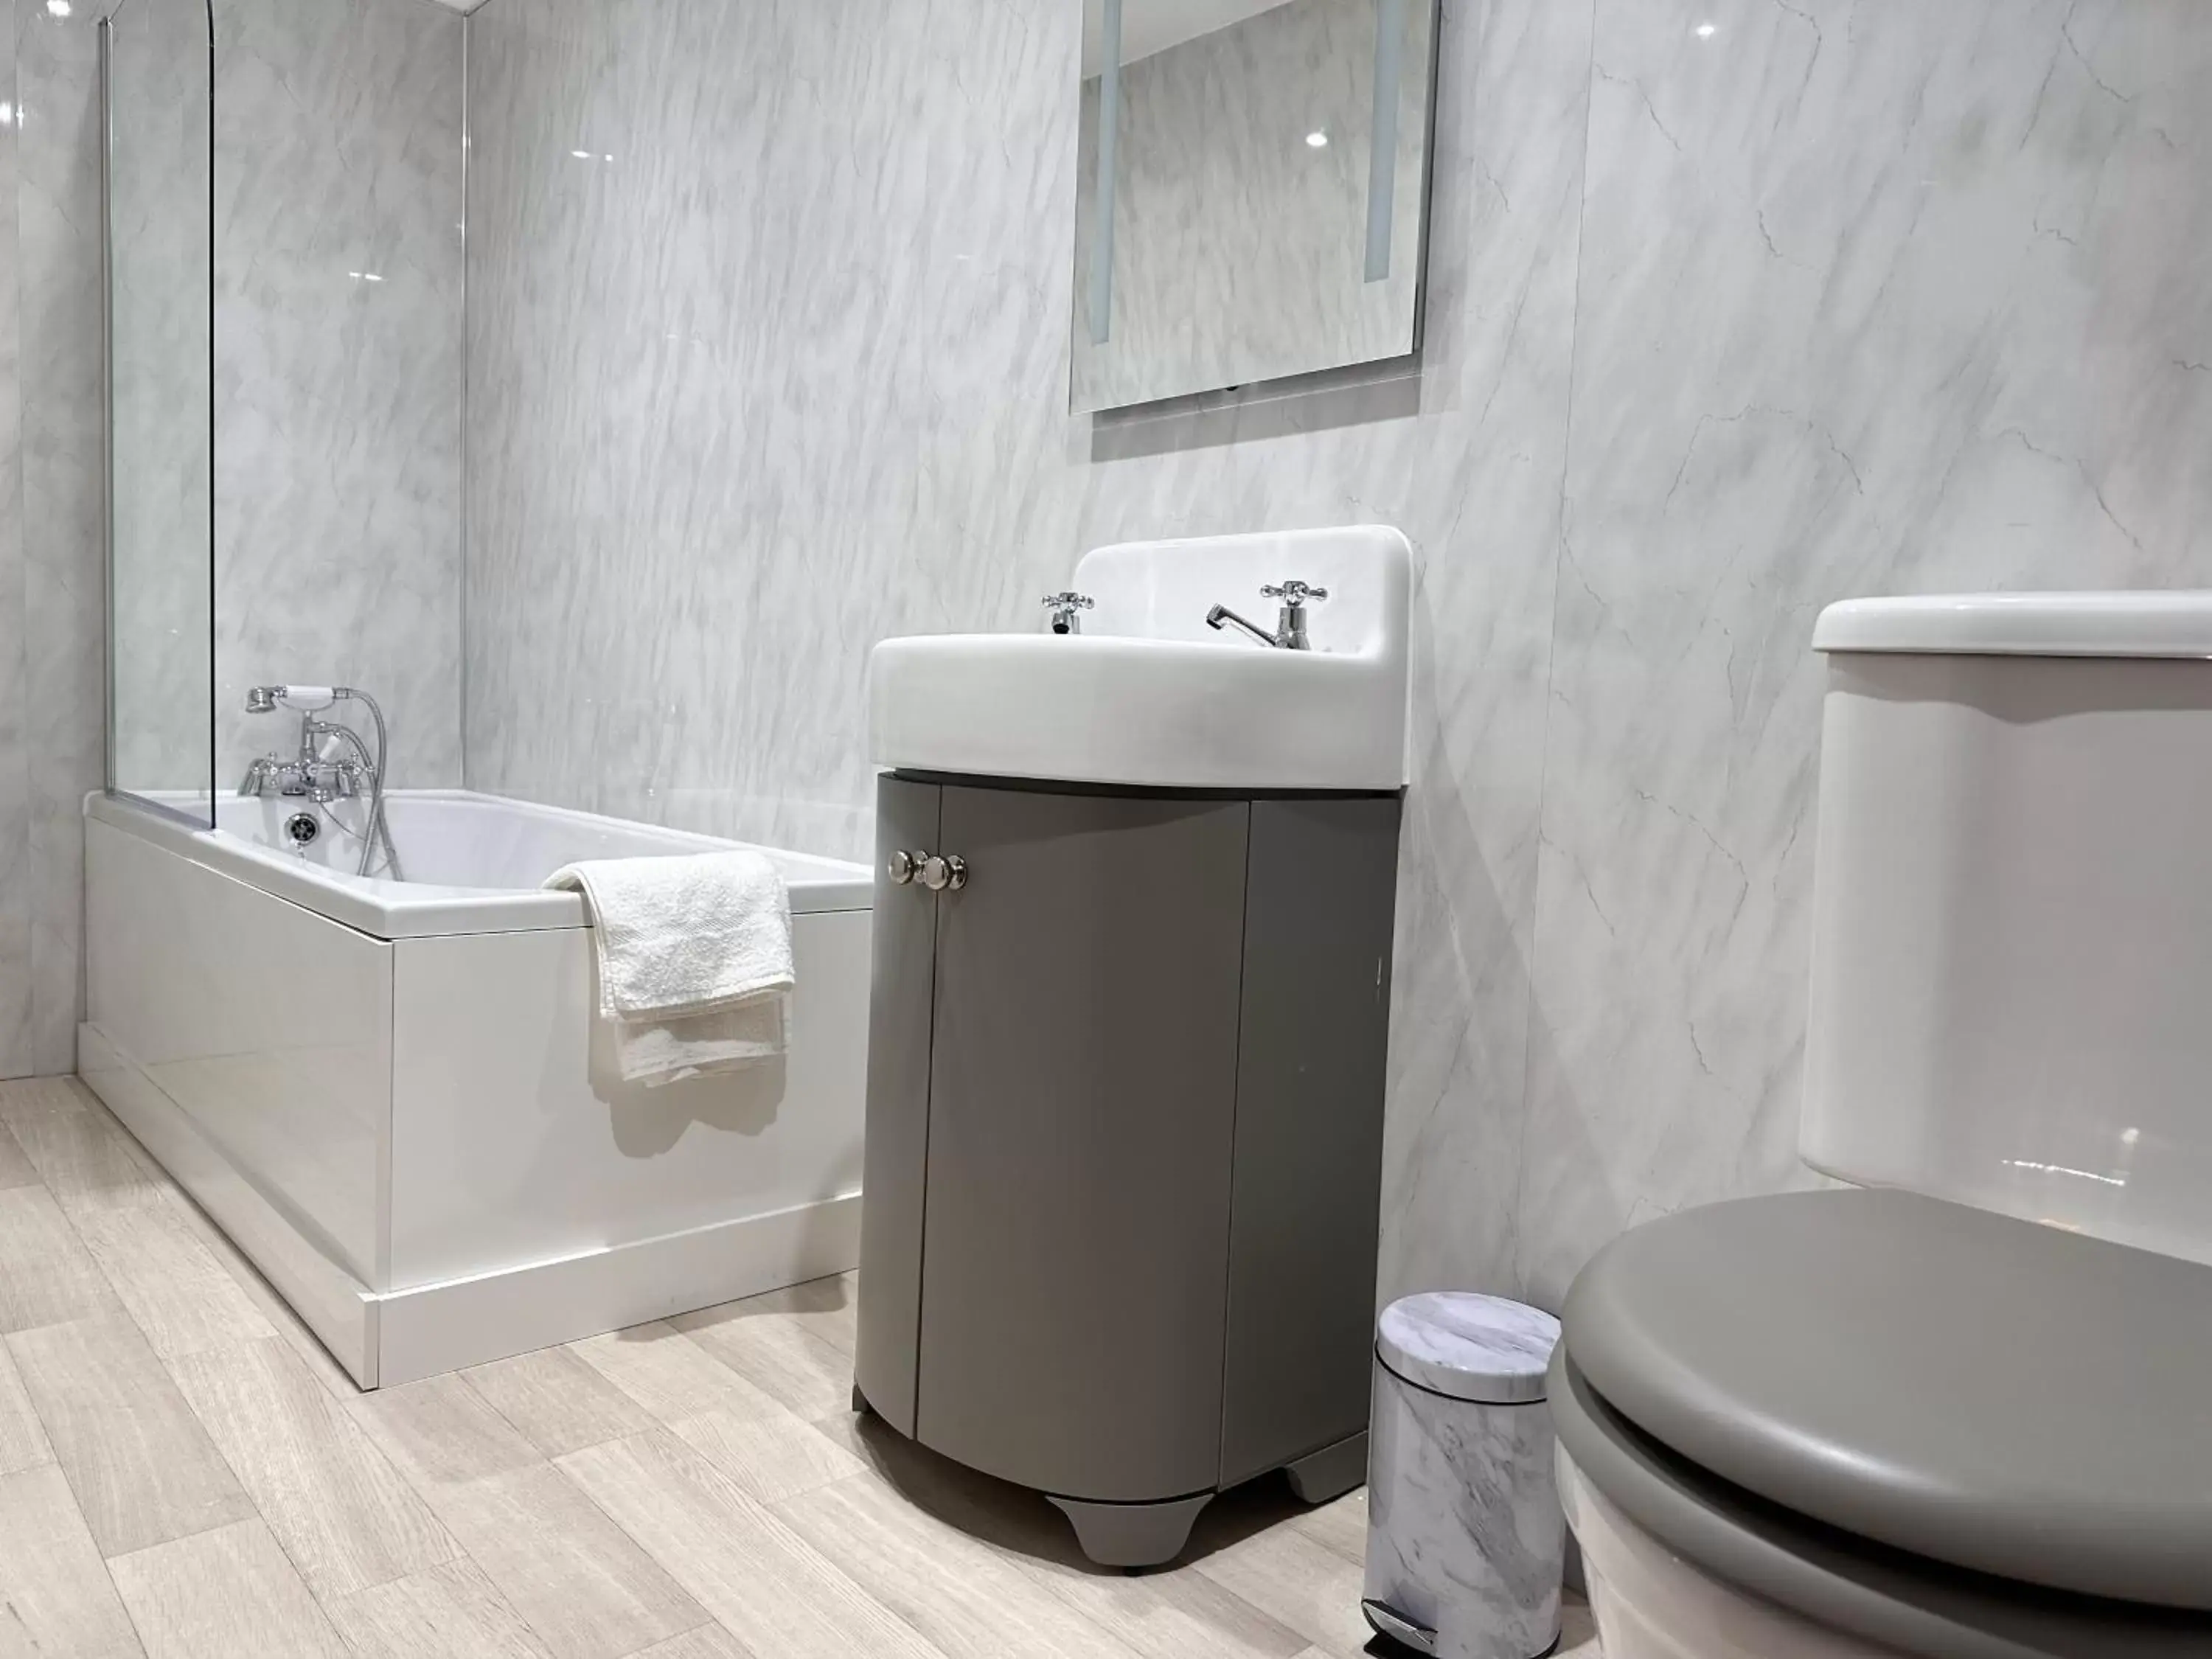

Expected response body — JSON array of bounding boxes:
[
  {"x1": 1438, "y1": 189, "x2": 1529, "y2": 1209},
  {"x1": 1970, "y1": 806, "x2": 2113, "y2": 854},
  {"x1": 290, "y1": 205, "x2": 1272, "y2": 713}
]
[{"x1": 0, "y1": 1076, "x2": 1601, "y2": 1659}]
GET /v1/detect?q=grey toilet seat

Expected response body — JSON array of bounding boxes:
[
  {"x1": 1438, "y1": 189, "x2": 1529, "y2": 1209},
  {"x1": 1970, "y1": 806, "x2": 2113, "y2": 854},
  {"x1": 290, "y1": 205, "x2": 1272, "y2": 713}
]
[
  {"x1": 1552, "y1": 1350, "x2": 2212, "y2": 1659},
  {"x1": 1554, "y1": 1188, "x2": 2212, "y2": 1658}
]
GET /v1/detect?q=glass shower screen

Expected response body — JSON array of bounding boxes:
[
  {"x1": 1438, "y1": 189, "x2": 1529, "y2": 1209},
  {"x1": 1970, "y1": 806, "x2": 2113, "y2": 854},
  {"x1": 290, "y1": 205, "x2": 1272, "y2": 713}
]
[{"x1": 103, "y1": 0, "x2": 215, "y2": 823}]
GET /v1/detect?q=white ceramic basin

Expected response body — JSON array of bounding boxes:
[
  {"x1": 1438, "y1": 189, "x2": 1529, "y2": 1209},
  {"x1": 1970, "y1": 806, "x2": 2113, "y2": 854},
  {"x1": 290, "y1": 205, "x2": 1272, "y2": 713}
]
[{"x1": 870, "y1": 526, "x2": 1411, "y2": 791}]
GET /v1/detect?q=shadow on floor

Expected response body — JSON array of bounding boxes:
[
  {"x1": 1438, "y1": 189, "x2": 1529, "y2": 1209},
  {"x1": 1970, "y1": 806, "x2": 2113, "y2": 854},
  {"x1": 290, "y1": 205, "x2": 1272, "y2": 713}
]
[
  {"x1": 835, "y1": 1404, "x2": 1344, "y2": 1576},
  {"x1": 835, "y1": 1407, "x2": 1604, "y2": 1654}
]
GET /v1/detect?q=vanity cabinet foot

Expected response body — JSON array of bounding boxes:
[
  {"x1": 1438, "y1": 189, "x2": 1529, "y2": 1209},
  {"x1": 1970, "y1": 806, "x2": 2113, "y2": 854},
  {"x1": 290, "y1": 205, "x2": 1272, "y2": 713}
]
[
  {"x1": 1047, "y1": 1493, "x2": 1217, "y2": 1571},
  {"x1": 1285, "y1": 1430, "x2": 1371, "y2": 1506}
]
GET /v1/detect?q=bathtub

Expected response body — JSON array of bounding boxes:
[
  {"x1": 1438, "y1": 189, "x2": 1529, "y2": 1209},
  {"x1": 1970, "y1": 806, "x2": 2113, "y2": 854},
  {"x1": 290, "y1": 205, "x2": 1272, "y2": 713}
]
[{"x1": 80, "y1": 789, "x2": 870, "y2": 1388}]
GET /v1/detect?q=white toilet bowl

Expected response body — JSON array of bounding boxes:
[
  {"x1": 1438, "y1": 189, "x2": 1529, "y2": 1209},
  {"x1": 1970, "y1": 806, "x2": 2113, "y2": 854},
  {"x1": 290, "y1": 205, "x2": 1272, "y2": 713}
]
[{"x1": 1559, "y1": 1451, "x2": 1908, "y2": 1659}]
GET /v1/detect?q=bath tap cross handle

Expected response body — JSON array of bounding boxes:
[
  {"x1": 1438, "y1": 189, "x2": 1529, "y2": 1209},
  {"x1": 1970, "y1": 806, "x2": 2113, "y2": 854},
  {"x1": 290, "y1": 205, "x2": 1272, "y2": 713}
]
[{"x1": 1261, "y1": 581, "x2": 1329, "y2": 604}]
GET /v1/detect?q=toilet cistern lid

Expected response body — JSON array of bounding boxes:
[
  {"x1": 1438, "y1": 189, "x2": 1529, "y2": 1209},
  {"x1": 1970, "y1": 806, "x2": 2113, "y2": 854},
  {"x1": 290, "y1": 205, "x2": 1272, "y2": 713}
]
[
  {"x1": 1376, "y1": 1292, "x2": 1559, "y2": 1405},
  {"x1": 1813, "y1": 590, "x2": 2212, "y2": 656}
]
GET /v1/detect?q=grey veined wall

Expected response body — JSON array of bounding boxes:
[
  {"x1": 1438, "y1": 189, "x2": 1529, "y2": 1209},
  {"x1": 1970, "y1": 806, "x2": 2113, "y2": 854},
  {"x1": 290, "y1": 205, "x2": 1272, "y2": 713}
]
[
  {"x1": 461, "y1": 0, "x2": 2212, "y2": 1314},
  {"x1": 7, "y1": 0, "x2": 463, "y2": 1077},
  {"x1": 13, "y1": 0, "x2": 141, "y2": 1077},
  {"x1": 0, "y1": 0, "x2": 29, "y2": 1074},
  {"x1": 106, "y1": 0, "x2": 466, "y2": 796},
  {"x1": 210, "y1": 0, "x2": 465, "y2": 790}
]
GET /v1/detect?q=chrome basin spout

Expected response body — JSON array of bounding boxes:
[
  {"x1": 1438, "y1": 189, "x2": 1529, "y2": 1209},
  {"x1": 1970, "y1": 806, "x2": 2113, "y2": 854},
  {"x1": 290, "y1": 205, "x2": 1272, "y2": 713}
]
[
  {"x1": 1206, "y1": 604, "x2": 1280, "y2": 648},
  {"x1": 1207, "y1": 578, "x2": 1329, "y2": 650}
]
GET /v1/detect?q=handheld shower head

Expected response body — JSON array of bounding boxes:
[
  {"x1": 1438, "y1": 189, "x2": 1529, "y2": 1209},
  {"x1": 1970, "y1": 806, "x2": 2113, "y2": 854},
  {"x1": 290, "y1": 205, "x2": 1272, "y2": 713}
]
[{"x1": 245, "y1": 684, "x2": 339, "y2": 713}]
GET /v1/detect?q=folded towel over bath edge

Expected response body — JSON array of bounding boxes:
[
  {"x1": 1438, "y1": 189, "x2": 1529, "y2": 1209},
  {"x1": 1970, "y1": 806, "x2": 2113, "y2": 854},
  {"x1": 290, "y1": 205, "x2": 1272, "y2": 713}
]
[{"x1": 545, "y1": 850, "x2": 794, "y2": 1087}]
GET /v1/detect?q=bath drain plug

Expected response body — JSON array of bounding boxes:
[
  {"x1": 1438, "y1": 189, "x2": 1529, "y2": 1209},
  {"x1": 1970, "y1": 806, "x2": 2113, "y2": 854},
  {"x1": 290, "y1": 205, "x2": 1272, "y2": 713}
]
[{"x1": 284, "y1": 812, "x2": 321, "y2": 847}]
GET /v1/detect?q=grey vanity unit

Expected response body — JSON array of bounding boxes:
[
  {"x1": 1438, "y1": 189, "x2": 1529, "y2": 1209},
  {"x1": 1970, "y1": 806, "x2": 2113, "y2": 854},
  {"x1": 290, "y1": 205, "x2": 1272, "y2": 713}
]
[{"x1": 854, "y1": 771, "x2": 1402, "y2": 1568}]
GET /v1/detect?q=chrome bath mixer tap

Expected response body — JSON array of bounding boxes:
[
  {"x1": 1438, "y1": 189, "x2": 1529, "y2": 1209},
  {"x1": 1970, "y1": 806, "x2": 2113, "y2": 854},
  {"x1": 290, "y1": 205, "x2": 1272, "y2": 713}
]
[{"x1": 240, "y1": 685, "x2": 403, "y2": 880}]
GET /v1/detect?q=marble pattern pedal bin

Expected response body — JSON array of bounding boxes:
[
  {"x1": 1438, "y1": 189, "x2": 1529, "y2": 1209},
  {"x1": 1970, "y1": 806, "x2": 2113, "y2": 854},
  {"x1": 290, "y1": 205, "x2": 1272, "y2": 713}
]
[{"x1": 1362, "y1": 1293, "x2": 1566, "y2": 1658}]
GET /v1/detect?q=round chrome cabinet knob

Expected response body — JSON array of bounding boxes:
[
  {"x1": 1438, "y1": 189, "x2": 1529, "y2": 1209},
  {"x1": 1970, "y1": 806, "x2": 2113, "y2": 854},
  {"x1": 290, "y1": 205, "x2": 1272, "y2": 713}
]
[
  {"x1": 919, "y1": 854, "x2": 968, "y2": 892},
  {"x1": 887, "y1": 849, "x2": 924, "y2": 886}
]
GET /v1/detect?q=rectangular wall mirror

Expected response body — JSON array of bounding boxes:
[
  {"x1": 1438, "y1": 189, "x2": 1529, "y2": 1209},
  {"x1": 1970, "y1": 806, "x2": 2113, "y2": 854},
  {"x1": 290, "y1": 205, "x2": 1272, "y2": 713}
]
[{"x1": 1071, "y1": 0, "x2": 1441, "y2": 414}]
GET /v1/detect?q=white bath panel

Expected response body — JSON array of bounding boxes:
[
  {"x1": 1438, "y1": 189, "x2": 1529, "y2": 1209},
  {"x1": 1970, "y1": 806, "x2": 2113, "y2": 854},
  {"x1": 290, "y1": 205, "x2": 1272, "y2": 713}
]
[{"x1": 80, "y1": 791, "x2": 871, "y2": 1390}]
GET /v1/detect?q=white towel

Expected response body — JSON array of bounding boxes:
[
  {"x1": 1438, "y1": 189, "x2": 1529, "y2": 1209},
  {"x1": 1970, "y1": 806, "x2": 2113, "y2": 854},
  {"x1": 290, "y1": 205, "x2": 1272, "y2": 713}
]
[{"x1": 544, "y1": 851, "x2": 793, "y2": 1088}]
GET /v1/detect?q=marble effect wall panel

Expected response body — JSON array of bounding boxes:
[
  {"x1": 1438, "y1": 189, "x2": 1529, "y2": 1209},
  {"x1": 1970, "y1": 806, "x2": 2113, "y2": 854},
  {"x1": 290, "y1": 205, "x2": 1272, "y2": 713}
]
[
  {"x1": 105, "y1": 0, "x2": 465, "y2": 793},
  {"x1": 108, "y1": 0, "x2": 215, "y2": 800},
  {"x1": 473, "y1": 0, "x2": 2212, "y2": 1305},
  {"x1": 13, "y1": 2, "x2": 111, "y2": 1077},
  {"x1": 463, "y1": 0, "x2": 1587, "y2": 1307},
  {"x1": 212, "y1": 0, "x2": 465, "y2": 788},
  {"x1": 1073, "y1": 0, "x2": 1589, "y2": 1307},
  {"x1": 1515, "y1": 0, "x2": 2212, "y2": 1305},
  {"x1": 463, "y1": 0, "x2": 1085, "y2": 858},
  {"x1": 0, "y1": 3, "x2": 28, "y2": 1076},
  {"x1": 6, "y1": 0, "x2": 461, "y2": 1079}
]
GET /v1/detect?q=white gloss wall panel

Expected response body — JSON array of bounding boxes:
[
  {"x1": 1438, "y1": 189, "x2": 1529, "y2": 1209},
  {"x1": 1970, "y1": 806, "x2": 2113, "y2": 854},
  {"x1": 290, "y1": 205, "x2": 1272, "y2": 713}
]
[
  {"x1": 6, "y1": 0, "x2": 464, "y2": 1076},
  {"x1": 1072, "y1": 0, "x2": 1593, "y2": 1309},
  {"x1": 0, "y1": 0, "x2": 28, "y2": 1079},
  {"x1": 1515, "y1": 0, "x2": 2212, "y2": 1304},
  {"x1": 437, "y1": 0, "x2": 2212, "y2": 1313},
  {"x1": 462, "y1": 0, "x2": 1085, "y2": 860},
  {"x1": 107, "y1": 0, "x2": 215, "y2": 801},
  {"x1": 102, "y1": 0, "x2": 467, "y2": 794},
  {"x1": 386, "y1": 912, "x2": 869, "y2": 1290},
  {"x1": 462, "y1": 0, "x2": 1593, "y2": 1313},
  {"x1": 213, "y1": 0, "x2": 466, "y2": 790},
  {"x1": 12, "y1": 1, "x2": 109, "y2": 1077},
  {"x1": 84, "y1": 818, "x2": 392, "y2": 1284}
]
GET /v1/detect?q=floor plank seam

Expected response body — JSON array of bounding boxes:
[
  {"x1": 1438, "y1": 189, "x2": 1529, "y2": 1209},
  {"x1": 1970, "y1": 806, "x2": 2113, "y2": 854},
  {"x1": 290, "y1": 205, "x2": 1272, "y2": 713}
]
[{"x1": 395, "y1": 1367, "x2": 708, "y2": 1659}]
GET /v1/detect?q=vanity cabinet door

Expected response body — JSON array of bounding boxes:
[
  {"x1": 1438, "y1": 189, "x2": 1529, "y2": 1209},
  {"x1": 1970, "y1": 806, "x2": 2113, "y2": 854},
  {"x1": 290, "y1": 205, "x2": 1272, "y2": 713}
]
[
  {"x1": 917, "y1": 786, "x2": 1250, "y2": 1503},
  {"x1": 855, "y1": 776, "x2": 943, "y2": 1435}
]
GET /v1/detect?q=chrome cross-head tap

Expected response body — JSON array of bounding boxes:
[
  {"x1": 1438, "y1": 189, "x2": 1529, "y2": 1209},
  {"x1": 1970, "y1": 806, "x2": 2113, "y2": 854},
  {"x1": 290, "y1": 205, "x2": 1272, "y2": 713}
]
[
  {"x1": 1043, "y1": 591, "x2": 1095, "y2": 636},
  {"x1": 1262, "y1": 580, "x2": 1329, "y2": 650},
  {"x1": 1206, "y1": 578, "x2": 1330, "y2": 650}
]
